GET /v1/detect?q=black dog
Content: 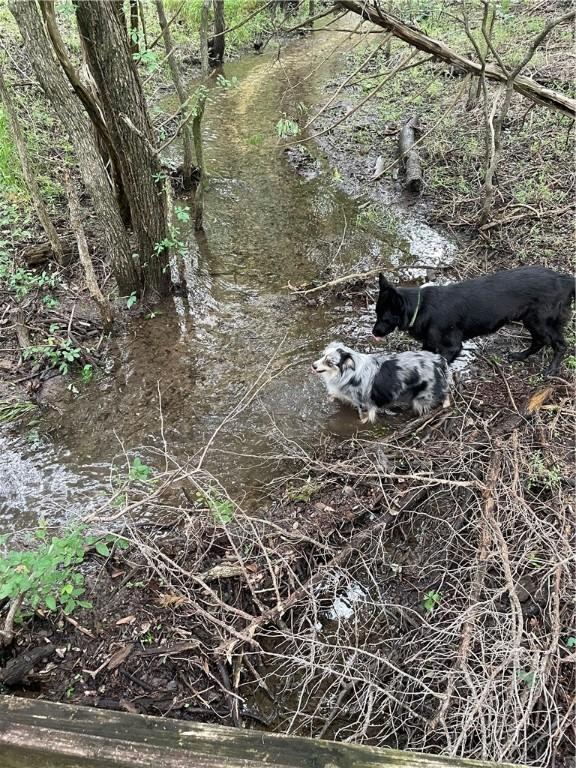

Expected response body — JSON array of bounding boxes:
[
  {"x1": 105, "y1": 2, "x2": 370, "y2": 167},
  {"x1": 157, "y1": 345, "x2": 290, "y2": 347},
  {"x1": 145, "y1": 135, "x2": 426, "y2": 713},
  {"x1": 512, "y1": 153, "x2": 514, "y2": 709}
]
[{"x1": 373, "y1": 266, "x2": 574, "y2": 375}]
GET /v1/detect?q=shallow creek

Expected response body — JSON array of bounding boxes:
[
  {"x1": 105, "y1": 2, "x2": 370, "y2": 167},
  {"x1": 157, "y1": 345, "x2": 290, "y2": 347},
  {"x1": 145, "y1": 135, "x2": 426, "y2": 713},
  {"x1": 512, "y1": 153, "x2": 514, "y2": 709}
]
[{"x1": 0, "y1": 29, "x2": 456, "y2": 531}]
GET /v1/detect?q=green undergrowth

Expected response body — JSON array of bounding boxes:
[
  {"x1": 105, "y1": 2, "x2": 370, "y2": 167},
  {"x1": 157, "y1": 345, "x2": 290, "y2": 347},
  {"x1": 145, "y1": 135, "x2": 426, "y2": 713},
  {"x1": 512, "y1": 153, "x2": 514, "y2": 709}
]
[
  {"x1": 0, "y1": 523, "x2": 128, "y2": 619},
  {"x1": 164, "y1": 0, "x2": 304, "y2": 50},
  {"x1": 336, "y1": 0, "x2": 574, "y2": 269}
]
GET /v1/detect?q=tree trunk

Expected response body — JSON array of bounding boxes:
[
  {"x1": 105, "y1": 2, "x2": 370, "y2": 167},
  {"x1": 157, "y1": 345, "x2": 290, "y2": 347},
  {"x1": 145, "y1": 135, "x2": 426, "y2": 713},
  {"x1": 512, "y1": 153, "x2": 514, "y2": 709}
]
[
  {"x1": 129, "y1": 0, "x2": 139, "y2": 55},
  {"x1": 211, "y1": 0, "x2": 225, "y2": 65},
  {"x1": 192, "y1": 94, "x2": 207, "y2": 231},
  {"x1": 38, "y1": 0, "x2": 131, "y2": 224},
  {"x1": 138, "y1": 0, "x2": 149, "y2": 49},
  {"x1": 194, "y1": 0, "x2": 211, "y2": 231},
  {"x1": 0, "y1": 63, "x2": 64, "y2": 264},
  {"x1": 75, "y1": 0, "x2": 170, "y2": 296},
  {"x1": 8, "y1": 0, "x2": 138, "y2": 295},
  {"x1": 155, "y1": 0, "x2": 195, "y2": 191},
  {"x1": 64, "y1": 173, "x2": 115, "y2": 331},
  {"x1": 307, "y1": 0, "x2": 315, "y2": 30},
  {"x1": 199, "y1": 0, "x2": 210, "y2": 76},
  {"x1": 480, "y1": 82, "x2": 514, "y2": 225}
]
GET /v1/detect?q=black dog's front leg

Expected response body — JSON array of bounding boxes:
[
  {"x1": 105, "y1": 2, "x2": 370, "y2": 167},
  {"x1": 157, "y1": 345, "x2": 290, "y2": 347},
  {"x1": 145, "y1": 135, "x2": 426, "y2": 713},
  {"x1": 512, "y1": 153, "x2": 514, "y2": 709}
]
[{"x1": 422, "y1": 332, "x2": 463, "y2": 364}]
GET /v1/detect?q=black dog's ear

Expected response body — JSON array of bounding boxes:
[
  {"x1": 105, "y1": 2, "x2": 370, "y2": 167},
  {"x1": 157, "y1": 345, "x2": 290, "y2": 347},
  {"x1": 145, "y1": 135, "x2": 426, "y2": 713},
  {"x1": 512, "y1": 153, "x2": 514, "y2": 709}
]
[{"x1": 378, "y1": 273, "x2": 390, "y2": 290}]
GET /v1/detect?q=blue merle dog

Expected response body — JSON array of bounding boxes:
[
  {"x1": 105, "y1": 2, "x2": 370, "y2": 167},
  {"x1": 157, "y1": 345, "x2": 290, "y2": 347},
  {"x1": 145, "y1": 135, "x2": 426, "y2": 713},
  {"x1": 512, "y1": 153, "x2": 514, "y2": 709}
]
[{"x1": 312, "y1": 342, "x2": 451, "y2": 423}]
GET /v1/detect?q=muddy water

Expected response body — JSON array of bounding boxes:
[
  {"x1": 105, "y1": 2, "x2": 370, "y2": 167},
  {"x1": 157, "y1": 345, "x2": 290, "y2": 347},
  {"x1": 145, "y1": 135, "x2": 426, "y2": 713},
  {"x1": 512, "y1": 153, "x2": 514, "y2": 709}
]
[{"x1": 0, "y1": 31, "x2": 455, "y2": 531}]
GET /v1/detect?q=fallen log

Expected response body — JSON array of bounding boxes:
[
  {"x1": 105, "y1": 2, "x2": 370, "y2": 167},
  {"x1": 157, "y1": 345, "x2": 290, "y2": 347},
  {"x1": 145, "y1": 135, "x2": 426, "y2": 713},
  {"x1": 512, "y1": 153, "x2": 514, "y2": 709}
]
[
  {"x1": 0, "y1": 696, "x2": 525, "y2": 767},
  {"x1": 20, "y1": 237, "x2": 76, "y2": 266},
  {"x1": 0, "y1": 644, "x2": 55, "y2": 686},
  {"x1": 398, "y1": 116, "x2": 422, "y2": 193},
  {"x1": 335, "y1": 0, "x2": 576, "y2": 119}
]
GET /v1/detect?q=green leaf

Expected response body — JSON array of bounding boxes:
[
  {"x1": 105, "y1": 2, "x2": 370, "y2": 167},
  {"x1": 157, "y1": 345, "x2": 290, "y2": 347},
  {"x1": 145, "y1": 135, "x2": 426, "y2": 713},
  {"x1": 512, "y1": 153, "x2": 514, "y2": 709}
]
[
  {"x1": 95, "y1": 541, "x2": 110, "y2": 557},
  {"x1": 45, "y1": 595, "x2": 57, "y2": 612}
]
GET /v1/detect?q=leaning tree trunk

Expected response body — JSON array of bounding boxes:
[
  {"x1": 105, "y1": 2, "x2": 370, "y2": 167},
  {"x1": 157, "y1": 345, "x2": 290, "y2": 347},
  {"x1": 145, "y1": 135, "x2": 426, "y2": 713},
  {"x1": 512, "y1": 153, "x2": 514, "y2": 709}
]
[
  {"x1": 0, "y1": 63, "x2": 64, "y2": 264},
  {"x1": 194, "y1": 0, "x2": 211, "y2": 231},
  {"x1": 64, "y1": 172, "x2": 115, "y2": 331},
  {"x1": 211, "y1": 0, "x2": 225, "y2": 65},
  {"x1": 76, "y1": 0, "x2": 170, "y2": 296},
  {"x1": 155, "y1": 0, "x2": 195, "y2": 190},
  {"x1": 8, "y1": 0, "x2": 138, "y2": 295}
]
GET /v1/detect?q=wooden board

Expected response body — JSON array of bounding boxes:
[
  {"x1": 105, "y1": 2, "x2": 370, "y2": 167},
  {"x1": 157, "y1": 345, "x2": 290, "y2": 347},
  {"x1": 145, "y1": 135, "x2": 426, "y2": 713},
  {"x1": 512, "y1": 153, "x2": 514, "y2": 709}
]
[{"x1": 0, "y1": 696, "x2": 524, "y2": 768}]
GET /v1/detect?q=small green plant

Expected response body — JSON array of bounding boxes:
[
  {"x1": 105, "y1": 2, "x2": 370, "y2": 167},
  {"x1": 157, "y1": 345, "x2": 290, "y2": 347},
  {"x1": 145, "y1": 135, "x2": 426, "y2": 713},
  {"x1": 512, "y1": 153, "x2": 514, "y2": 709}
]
[
  {"x1": 517, "y1": 668, "x2": 536, "y2": 688},
  {"x1": 174, "y1": 205, "x2": 190, "y2": 223},
  {"x1": 566, "y1": 636, "x2": 576, "y2": 649},
  {"x1": 26, "y1": 427, "x2": 42, "y2": 445},
  {"x1": 132, "y1": 47, "x2": 158, "y2": 73},
  {"x1": 0, "y1": 257, "x2": 58, "y2": 301},
  {"x1": 423, "y1": 590, "x2": 442, "y2": 613},
  {"x1": 0, "y1": 524, "x2": 127, "y2": 618},
  {"x1": 0, "y1": 400, "x2": 37, "y2": 425},
  {"x1": 42, "y1": 295, "x2": 59, "y2": 309},
  {"x1": 286, "y1": 477, "x2": 323, "y2": 503},
  {"x1": 526, "y1": 451, "x2": 562, "y2": 491},
  {"x1": 23, "y1": 337, "x2": 82, "y2": 375},
  {"x1": 216, "y1": 74, "x2": 238, "y2": 89},
  {"x1": 527, "y1": 551, "x2": 546, "y2": 569},
  {"x1": 356, "y1": 204, "x2": 379, "y2": 226},
  {"x1": 276, "y1": 115, "x2": 300, "y2": 139},
  {"x1": 81, "y1": 364, "x2": 93, "y2": 385},
  {"x1": 126, "y1": 291, "x2": 137, "y2": 309},
  {"x1": 128, "y1": 456, "x2": 153, "y2": 483},
  {"x1": 196, "y1": 488, "x2": 235, "y2": 525},
  {"x1": 248, "y1": 133, "x2": 264, "y2": 147},
  {"x1": 565, "y1": 355, "x2": 576, "y2": 371}
]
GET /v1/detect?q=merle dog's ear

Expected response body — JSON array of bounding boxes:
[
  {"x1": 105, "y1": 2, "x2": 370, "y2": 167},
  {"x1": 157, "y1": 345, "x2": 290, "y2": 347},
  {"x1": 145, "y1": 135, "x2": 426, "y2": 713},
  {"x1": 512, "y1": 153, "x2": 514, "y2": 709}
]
[{"x1": 342, "y1": 354, "x2": 356, "y2": 370}]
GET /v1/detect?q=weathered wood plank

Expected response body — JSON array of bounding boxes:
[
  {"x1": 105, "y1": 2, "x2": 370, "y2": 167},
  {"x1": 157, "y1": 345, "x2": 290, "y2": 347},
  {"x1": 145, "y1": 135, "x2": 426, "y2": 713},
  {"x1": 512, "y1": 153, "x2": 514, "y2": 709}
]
[{"x1": 0, "y1": 696, "x2": 525, "y2": 768}]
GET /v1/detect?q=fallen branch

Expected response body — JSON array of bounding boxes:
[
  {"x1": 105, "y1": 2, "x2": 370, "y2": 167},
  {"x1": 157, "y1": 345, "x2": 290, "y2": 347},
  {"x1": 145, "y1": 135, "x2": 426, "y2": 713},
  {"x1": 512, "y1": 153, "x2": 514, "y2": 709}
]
[
  {"x1": 287, "y1": 266, "x2": 383, "y2": 294},
  {"x1": 0, "y1": 594, "x2": 24, "y2": 647},
  {"x1": 369, "y1": 74, "x2": 470, "y2": 183},
  {"x1": 0, "y1": 643, "x2": 55, "y2": 685},
  {"x1": 479, "y1": 204, "x2": 575, "y2": 231},
  {"x1": 335, "y1": 0, "x2": 576, "y2": 118}
]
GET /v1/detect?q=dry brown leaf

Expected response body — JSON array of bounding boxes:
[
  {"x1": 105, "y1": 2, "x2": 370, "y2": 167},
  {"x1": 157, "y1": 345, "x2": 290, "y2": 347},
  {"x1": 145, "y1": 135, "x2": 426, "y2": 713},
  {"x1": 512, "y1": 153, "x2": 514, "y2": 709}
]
[
  {"x1": 107, "y1": 643, "x2": 134, "y2": 671},
  {"x1": 526, "y1": 387, "x2": 554, "y2": 414},
  {"x1": 119, "y1": 698, "x2": 139, "y2": 714},
  {"x1": 156, "y1": 593, "x2": 187, "y2": 608},
  {"x1": 115, "y1": 615, "x2": 136, "y2": 626}
]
